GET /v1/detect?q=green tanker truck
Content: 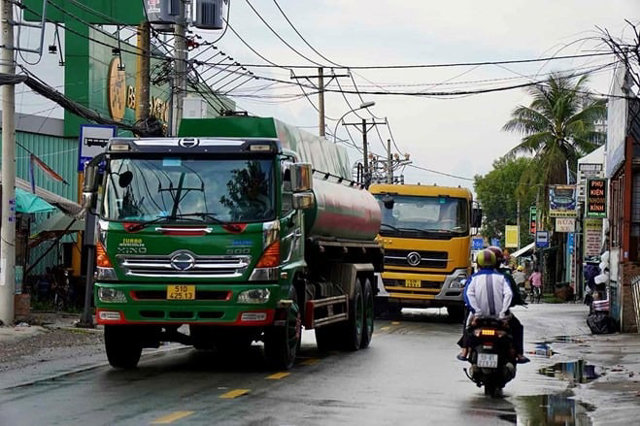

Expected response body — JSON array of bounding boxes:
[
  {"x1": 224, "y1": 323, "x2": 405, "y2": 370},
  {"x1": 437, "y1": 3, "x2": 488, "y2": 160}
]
[{"x1": 83, "y1": 116, "x2": 384, "y2": 370}]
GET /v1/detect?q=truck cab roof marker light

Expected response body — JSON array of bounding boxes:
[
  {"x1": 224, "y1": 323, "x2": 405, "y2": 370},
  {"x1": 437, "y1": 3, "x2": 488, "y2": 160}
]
[
  {"x1": 109, "y1": 144, "x2": 130, "y2": 152},
  {"x1": 248, "y1": 144, "x2": 272, "y2": 152}
]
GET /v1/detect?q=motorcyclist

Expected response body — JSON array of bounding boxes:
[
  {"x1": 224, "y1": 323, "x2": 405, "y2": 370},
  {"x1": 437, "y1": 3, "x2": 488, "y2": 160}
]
[
  {"x1": 457, "y1": 248, "x2": 513, "y2": 361},
  {"x1": 487, "y1": 245, "x2": 530, "y2": 364}
]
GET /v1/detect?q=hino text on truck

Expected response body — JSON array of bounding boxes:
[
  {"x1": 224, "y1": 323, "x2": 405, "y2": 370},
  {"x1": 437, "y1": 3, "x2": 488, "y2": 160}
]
[
  {"x1": 82, "y1": 116, "x2": 384, "y2": 370},
  {"x1": 368, "y1": 184, "x2": 481, "y2": 320}
]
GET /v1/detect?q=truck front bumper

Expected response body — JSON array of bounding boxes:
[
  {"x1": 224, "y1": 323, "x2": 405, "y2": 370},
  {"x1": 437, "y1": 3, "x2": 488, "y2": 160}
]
[
  {"x1": 94, "y1": 282, "x2": 281, "y2": 326},
  {"x1": 375, "y1": 269, "x2": 468, "y2": 306}
]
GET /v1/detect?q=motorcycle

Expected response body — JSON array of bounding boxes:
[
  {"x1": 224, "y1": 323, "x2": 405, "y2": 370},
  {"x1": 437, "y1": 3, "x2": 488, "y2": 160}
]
[{"x1": 463, "y1": 316, "x2": 517, "y2": 397}]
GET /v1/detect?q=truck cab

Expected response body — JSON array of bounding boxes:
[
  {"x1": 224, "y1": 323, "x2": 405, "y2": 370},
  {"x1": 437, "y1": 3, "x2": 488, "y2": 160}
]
[{"x1": 369, "y1": 184, "x2": 481, "y2": 320}]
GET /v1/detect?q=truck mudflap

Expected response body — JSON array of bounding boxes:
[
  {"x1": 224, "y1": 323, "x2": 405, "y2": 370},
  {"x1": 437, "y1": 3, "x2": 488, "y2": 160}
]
[
  {"x1": 95, "y1": 308, "x2": 276, "y2": 326},
  {"x1": 303, "y1": 295, "x2": 348, "y2": 329}
]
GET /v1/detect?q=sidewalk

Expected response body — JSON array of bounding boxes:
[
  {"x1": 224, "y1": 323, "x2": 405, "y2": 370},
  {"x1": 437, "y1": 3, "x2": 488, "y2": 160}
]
[
  {"x1": 516, "y1": 303, "x2": 640, "y2": 424},
  {"x1": 0, "y1": 311, "x2": 105, "y2": 382}
]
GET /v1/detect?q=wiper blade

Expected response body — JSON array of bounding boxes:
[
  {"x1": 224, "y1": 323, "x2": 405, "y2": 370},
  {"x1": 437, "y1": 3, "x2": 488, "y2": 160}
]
[
  {"x1": 173, "y1": 213, "x2": 224, "y2": 224},
  {"x1": 125, "y1": 215, "x2": 175, "y2": 232},
  {"x1": 380, "y1": 223, "x2": 401, "y2": 232},
  {"x1": 125, "y1": 213, "x2": 221, "y2": 232}
]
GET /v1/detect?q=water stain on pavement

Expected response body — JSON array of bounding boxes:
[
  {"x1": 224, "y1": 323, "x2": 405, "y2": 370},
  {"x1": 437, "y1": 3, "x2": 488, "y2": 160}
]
[
  {"x1": 511, "y1": 393, "x2": 594, "y2": 425},
  {"x1": 539, "y1": 359, "x2": 599, "y2": 384}
]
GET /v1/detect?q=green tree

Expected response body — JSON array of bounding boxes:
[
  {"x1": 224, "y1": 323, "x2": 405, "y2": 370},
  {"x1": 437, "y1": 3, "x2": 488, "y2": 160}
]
[
  {"x1": 502, "y1": 73, "x2": 606, "y2": 227},
  {"x1": 474, "y1": 156, "x2": 536, "y2": 248}
]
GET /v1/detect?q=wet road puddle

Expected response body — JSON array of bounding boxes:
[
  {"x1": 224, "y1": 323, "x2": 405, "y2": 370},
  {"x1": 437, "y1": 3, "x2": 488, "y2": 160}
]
[
  {"x1": 539, "y1": 359, "x2": 599, "y2": 384},
  {"x1": 511, "y1": 393, "x2": 595, "y2": 425},
  {"x1": 553, "y1": 335, "x2": 585, "y2": 344}
]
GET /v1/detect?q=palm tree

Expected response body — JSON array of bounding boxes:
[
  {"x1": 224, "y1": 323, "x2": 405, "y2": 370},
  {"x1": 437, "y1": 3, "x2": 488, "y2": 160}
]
[
  {"x1": 503, "y1": 74, "x2": 606, "y2": 220},
  {"x1": 503, "y1": 73, "x2": 606, "y2": 291}
]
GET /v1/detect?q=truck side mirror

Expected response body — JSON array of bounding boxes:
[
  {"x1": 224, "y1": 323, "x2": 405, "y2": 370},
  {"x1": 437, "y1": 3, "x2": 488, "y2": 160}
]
[
  {"x1": 382, "y1": 194, "x2": 394, "y2": 209},
  {"x1": 82, "y1": 162, "x2": 102, "y2": 210},
  {"x1": 290, "y1": 163, "x2": 313, "y2": 192},
  {"x1": 292, "y1": 192, "x2": 314, "y2": 210},
  {"x1": 472, "y1": 208, "x2": 482, "y2": 228}
]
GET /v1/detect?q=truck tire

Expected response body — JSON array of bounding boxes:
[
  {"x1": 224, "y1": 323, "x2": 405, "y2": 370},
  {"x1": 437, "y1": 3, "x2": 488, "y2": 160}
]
[
  {"x1": 341, "y1": 278, "x2": 364, "y2": 351},
  {"x1": 264, "y1": 286, "x2": 301, "y2": 370},
  {"x1": 360, "y1": 277, "x2": 374, "y2": 349},
  {"x1": 104, "y1": 325, "x2": 142, "y2": 369}
]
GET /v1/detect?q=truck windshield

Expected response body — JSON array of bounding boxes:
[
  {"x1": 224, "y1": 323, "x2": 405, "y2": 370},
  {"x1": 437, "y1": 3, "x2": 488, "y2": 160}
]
[
  {"x1": 102, "y1": 157, "x2": 275, "y2": 223},
  {"x1": 375, "y1": 195, "x2": 469, "y2": 235}
]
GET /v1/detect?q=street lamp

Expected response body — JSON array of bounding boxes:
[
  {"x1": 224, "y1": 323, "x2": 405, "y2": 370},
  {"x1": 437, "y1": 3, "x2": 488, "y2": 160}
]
[{"x1": 332, "y1": 101, "x2": 375, "y2": 143}]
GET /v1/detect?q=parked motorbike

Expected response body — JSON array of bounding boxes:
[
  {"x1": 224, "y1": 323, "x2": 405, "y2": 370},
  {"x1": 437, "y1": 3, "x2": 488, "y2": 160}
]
[{"x1": 463, "y1": 316, "x2": 517, "y2": 397}]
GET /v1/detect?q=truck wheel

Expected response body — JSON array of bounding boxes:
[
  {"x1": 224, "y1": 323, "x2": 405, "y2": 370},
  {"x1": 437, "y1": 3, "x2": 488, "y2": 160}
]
[
  {"x1": 341, "y1": 278, "x2": 364, "y2": 351},
  {"x1": 264, "y1": 286, "x2": 301, "y2": 370},
  {"x1": 104, "y1": 325, "x2": 142, "y2": 369},
  {"x1": 360, "y1": 278, "x2": 374, "y2": 349}
]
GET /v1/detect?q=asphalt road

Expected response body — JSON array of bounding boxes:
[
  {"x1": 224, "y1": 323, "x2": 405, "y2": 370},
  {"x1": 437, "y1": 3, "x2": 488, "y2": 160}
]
[{"x1": 0, "y1": 304, "x2": 614, "y2": 425}]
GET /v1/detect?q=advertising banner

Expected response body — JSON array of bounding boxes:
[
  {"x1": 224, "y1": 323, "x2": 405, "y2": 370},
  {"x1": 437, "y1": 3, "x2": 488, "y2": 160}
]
[
  {"x1": 586, "y1": 178, "x2": 607, "y2": 218},
  {"x1": 584, "y1": 218, "x2": 603, "y2": 260},
  {"x1": 555, "y1": 217, "x2": 576, "y2": 233},
  {"x1": 529, "y1": 206, "x2": 537, "y2": 235},
  {"x1": 549, "y1": 185, "x2": 577, "y2": 217},
  {"x1": 505, "y1": 225, "x2": 519, "y2": 248}
]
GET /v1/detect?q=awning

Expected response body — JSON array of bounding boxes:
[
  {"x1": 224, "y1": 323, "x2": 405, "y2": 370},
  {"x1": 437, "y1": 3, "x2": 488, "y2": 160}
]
[
  {"x1": 15, "y1": 188, "x2": 56, "y2": 214},
  {"x1": 29, "y1": 211, "x2": 85, "y2": 248},
  {"x1": 0, "y1": 176, "x2": 81, "y2": 215},
  {"x1": 511, "y1": 242, "x2": 535, "y2": 258}
]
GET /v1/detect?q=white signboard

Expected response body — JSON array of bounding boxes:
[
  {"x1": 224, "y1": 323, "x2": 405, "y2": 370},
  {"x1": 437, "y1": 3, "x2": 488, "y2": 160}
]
[
  {"x1": 78, "y1": 124, "x2": 116, "y2": 171},
  {"x1": 555, "y1": 217, "x2": 576, "y2": 233}
]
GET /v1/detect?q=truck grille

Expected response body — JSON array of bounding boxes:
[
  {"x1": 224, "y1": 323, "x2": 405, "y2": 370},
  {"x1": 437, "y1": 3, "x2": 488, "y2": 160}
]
[
  {"x1": 117, "y1": 252, "x2": 251, "y2": 278},
  {"x1": 384, "y1": 249, "x2": 449, "y2": 269}
]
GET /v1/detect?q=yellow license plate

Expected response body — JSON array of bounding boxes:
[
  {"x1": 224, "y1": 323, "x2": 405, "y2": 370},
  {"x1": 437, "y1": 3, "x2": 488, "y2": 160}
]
[
  {"x1": 167, "y1": 285, "x2": 196, "y2": 300},
  {"x1": 405, "y1": 279, "x2": 421, "y2": 288}
]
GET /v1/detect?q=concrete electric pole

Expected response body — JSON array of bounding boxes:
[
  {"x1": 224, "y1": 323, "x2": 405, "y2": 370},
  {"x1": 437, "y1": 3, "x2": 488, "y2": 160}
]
[
  {"x1": 343, "y1": 117, "x2": 386, "y2": 187},
  {"x1": 0, "y1": 0, "x2": 16, "y2": 324},
  {"x1": 171, "y1": 1, "x2": 187, "y2": 136},
  {"x1": 291, "y1": 67, "x2": 350, "y2": 137}
]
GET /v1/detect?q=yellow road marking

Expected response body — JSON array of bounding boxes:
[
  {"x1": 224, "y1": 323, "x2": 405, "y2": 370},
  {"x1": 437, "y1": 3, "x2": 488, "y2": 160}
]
[
  {"x1": 391, "y1": 321, "x2": 401, "y2": 325},
  {"x1": 220, "y1": 389, "x2": 250, "y2": 399},
  {"x1": 266, "y1": 372, "x2": 290, "y2": 380},
  {"x1": 300, "y1": 358, "x2": 319, "y2": 366},
  {"x1": 151, "y1": 411, "x2": 195, "y2": 424},
  {"x1": 379, "y1": 326, "x2": 390, "y2": 331}
]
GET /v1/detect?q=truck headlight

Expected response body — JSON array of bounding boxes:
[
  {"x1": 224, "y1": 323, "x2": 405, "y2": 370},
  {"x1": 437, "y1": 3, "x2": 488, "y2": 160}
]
[
  {"x1": 98, "y1": 287, "x2": 127, "y2": 303},
  {"x1": 238, "y1": 289, "x2": 271, "y2": 304},
  {"x1": 450, "y1": 275, "x2": 467, "y2": 289}
]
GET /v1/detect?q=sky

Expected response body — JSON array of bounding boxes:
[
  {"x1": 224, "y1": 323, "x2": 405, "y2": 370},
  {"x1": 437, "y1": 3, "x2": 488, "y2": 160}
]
[{"x1": 12, "y1": 0, "x2": 640, "y2": 189}]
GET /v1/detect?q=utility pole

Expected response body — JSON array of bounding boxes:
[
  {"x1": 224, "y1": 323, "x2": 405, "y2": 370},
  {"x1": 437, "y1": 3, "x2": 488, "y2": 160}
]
[
  {"x1": 172, "y1": 1, "x2": 187, "y2": 136},
  {"x1": 343, "y1": 118, "x2": 386, "y2": 187},
  {"x1": 290, "y1": 68, "x2": 350, "y2": 137},
  {"x1": 318, "y1": 68, "x2": 325, "y2": 136},
  {"x1": 0, "y1": 0, "x2": 15, "y2": 324},
  {"x1": 136, "y1": 21, "x2": 151, "y2": 122},
  {"x1": 387, "y1": 139, "x2": 393, "y2": 184}
]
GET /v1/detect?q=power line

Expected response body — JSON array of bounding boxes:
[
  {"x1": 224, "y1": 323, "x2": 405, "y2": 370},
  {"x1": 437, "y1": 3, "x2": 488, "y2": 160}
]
[
  {"x1": 237, "y1": 51, "x2": 618, "y2": 69},
  {"x1": 244, "y1": 0, "x2": 325, "y2": 67},
  {"x1": 271, "y1": 0, "x2": 342, "y2": 67}
]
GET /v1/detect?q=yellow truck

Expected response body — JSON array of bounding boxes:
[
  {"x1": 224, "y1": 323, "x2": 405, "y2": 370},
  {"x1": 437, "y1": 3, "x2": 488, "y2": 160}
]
[{"x1": 369, "y1": 184, "x2": 481, "y2": 320}]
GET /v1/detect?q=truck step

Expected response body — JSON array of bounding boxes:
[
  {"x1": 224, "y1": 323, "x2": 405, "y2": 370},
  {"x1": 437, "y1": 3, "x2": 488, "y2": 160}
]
[{"x1": 304, "y1": 295, "x2": 348, "y2": 329}]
